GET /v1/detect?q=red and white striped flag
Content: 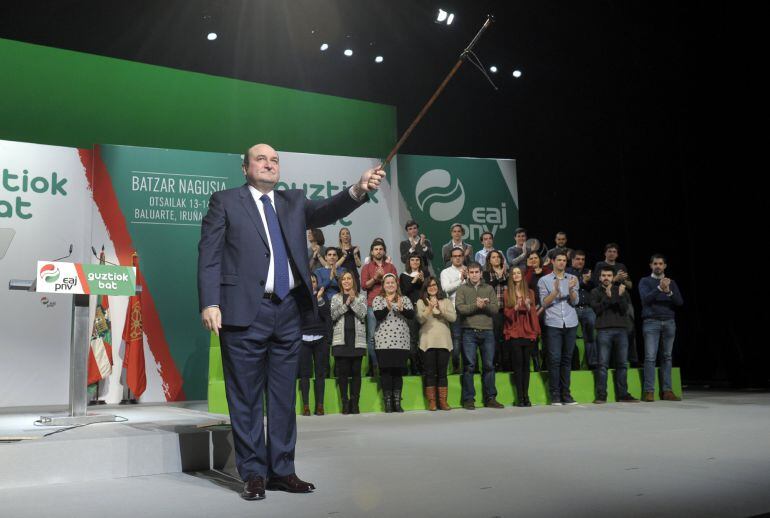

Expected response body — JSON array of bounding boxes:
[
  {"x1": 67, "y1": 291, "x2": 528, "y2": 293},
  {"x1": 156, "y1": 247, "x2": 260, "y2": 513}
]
[{"x1": 122, "y1": 254, "x2": 146, "y2": 398}]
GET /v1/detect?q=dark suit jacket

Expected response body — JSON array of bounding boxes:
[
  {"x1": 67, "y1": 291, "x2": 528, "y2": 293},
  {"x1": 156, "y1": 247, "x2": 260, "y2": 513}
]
[{"x1": 198, "y1": 184, "x2": 366, "y2": 327}]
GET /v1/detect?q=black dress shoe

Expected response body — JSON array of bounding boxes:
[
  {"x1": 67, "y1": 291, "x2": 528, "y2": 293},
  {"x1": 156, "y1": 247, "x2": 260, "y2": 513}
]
[
  {"x1": 241, "y1": 476, "x2": 266, "y2": 500},
  {"x1": 266, "y1": 473, "x2": 315, "y2": 493}
]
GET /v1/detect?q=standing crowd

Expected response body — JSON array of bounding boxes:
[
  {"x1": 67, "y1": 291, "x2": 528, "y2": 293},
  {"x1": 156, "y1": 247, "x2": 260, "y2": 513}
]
[{"x1": 298, "y1": 222, "x2": 684, "y2": 415}]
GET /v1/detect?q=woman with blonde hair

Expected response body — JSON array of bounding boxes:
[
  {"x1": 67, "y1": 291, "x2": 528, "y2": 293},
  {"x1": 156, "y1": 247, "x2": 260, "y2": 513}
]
[
  {"x1": 372, "y1": 273, "x2": 414, "y2": 412},
  {"x1": 504, "y1": 267, "x2": 541, "y2": 407},
  {"x1": 337, "y1": 227, "x2": 362, "y2": 287},
  {"x1": 330, "y1": 270, "x2": 368, "y2": 414}
]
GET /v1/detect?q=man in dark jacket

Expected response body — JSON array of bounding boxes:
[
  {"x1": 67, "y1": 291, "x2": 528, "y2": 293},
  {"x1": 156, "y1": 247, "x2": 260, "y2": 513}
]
[
  {"x1": 589, "y1": 267, "x2": 639, "y2": 404},
  {"x1": 638, "y1": 253, "x2": 684, "y2": 402}
]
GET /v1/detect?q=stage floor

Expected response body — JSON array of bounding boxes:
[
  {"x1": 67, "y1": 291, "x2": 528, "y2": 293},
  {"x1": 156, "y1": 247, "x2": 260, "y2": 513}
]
[{"x1": 1, "y1": 390, "x2": 769, "y2": 517}]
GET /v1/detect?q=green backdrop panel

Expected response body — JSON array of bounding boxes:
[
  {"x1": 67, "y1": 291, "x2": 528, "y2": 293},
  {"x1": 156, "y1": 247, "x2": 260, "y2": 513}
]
[{"x1": 0, "y1": 38, "x2": 395, "y2": 160}]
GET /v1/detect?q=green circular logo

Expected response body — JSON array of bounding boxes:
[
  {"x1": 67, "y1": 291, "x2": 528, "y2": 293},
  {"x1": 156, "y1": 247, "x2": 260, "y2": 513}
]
[{"x1": 415, "y1": 169, "x2": 465, "y2": 221}]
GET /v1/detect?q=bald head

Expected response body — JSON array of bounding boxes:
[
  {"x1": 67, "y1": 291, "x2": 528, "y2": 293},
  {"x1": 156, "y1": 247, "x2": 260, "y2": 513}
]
[{"x1": 243, "y1": 143, "x2": 280, "y2": 193}]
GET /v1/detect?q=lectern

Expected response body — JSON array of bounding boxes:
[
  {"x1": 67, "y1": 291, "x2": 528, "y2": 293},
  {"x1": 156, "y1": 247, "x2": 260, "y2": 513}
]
[{"x1": 9, "y1": 261, "x2": 137, "y2": 426}]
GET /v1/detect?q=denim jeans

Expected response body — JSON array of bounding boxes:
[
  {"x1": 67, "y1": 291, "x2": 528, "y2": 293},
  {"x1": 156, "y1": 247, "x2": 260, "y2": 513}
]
[
  {"x1": 595, "y1": 328, "x2": 629, "y2": 399},
  {"x1": 575, "y1": 306, "x2": 597, "y2": 368},
  {"x1": 642, "y1": 318, "x2": 676, "y2": 392},
  {"x1": 366, "y1": 307, "x2": 379, "y2": 369},
  {"x1": 544, "y1": 325, "x2": 577, "y2": 401},
  {"x1": 460, "y1": 329, "x2": 496, "y2": 403}
]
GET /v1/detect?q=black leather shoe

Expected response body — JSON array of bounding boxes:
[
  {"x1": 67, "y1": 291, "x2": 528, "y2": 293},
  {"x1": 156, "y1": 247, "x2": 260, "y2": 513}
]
[
  {"x1": 266, "y1": 473, "x2": 315, "y2": 493},
  {"x1": 241, "y1": 476, "x2": 266, "y2": 500}
]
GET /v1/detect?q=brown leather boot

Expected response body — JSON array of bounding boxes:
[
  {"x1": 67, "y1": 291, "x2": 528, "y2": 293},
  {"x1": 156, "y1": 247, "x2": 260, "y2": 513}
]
[
  {"x1": 425, "y1": 386, "x2": 437, "y2": 411},
  {"x1": 437, "y1": 387, "x2": 451, "y2": 410},
  {"x1": 315, "y1": 403, "x2": 325, "y2": 415},
  {"x1": 302, "y1": 403, "x2": 311, "y2": 416},
  {"x1": 642, "y1": 391, "x2": 655, "y2": 402},
  {"x1": 661, "y1": 391, "x2": 681, "y2": 401}
]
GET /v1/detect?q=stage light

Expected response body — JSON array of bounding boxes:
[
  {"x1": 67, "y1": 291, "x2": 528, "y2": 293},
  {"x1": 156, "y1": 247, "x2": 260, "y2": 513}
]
[
  {"x1": 489, "y1": 66, "x2": 498, "y2": 73},
  {"x1": 344, "y1": 49, "x2": 353, "y2": 57},
  {"x1": 375, "y1": 56, "x2": 384, "y2": 63},
  {"x1": 512, "y1": 70, "x2": 522, "y2": 78},
  {"x1": 207, "y1": 32, "x2": 217, "y2": 41},
  {"x1": 320, "y1": 43, "x2": 329, "y2": 51},
  {"x1": 436, "y1": 9, "x2": 455, "y2": 25}
]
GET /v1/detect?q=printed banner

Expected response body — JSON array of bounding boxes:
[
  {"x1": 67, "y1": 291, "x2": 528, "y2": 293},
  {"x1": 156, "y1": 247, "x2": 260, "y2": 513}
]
[
  {"x1": 397, "y1": 155, "x2": 518, "y2": 274},
  {"x1": 36, "y1": 261, "x2": 136, "y2": 295}
]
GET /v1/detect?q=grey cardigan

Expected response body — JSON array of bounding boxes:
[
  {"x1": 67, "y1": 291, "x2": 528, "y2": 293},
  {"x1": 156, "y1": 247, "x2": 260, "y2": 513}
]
[{"x1": 330, "y1": 292, "x2": 368, "y2": 348}]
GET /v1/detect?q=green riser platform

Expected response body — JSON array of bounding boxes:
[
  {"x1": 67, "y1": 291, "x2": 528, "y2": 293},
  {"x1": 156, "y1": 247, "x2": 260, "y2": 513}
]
[{"x1": 208, "y1": 368, "x2": 682, "y2": 415}]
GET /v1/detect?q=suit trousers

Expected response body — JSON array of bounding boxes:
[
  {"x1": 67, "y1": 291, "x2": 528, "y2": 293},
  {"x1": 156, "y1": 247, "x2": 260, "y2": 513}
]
[{"x1": 219, "y1": 293, "x2": 302, "y2": 480}]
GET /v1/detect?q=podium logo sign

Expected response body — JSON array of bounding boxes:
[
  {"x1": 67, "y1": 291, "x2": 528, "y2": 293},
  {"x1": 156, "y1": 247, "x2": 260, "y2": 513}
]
[{"x1": 36, "y1": 261, "x2": 136, "y2": 296}]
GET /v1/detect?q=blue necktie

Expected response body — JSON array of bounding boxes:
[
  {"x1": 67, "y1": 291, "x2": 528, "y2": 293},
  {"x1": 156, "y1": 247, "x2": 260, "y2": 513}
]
[{"x1": 260, "y1": 194, "x2": 290, "y2": 299}]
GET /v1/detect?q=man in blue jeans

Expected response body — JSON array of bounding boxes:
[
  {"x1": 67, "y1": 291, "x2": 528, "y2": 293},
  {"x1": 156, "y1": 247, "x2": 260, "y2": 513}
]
[
  {"x1": 589, "y1": 267, "x2": 639, "y2": 403},
  {"x1": 567, "y1": 250, "x2": 597, "y2": 369},
  {"x1": 441, "y1": 249, "x2": 468, "y2": 373},
  {"x1": 455, "y1": 262, "x2": 503, "y2": 409},
  {"x1": 538, "y1": 252, "x2": 580, "y2": 405},
  {"x1": 639, "y1": 253, "x2": 684, "y2": 402}
]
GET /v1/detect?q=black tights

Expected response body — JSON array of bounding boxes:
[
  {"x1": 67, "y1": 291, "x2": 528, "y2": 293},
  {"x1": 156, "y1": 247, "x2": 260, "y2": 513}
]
[
  {"x1": 379, "y1": 367, "x2": 404, "y2": 392},
  {"x1": 298, "y1": 338, "x2": 328, "y2": 406},
  {"x1": 510, "y1": 340, "x2": 534, "y2": 401},
  {"x1": 422, "y1": 349, "x2": 450, "y2": 387},
  {"x1": 335, "y1": 356, "x2": 362, "y2": 400}
]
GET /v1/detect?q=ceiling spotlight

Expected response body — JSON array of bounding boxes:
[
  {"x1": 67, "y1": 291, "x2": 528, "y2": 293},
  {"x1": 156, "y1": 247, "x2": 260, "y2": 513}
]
[
  {"x1": 344, "y1": 49, "x2": 353, "y2": 57},
  {"x1": 512, "y1": 70, "x2": 522, "y2": 78},
  {"x1": 207, "y1": 32, "x2": 218, "y2": 41},
  {"x1": 489, "y1": 66, "x2": 498, "y2": 73},
  {"x1": 436, "y1": 9, "x2": 455, "y2": 25},
  {"x1": 375, "y1": 55, "x2": 384, "y2": 63},
  {"x1": 320, "y1": 43, "x2": 329, "y2": 51}
]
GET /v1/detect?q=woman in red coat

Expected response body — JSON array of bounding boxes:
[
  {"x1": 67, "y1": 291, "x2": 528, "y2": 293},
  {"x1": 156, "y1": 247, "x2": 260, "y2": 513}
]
[{"x1": 504, "y1": 267, "x2": 541, "y2": 407}]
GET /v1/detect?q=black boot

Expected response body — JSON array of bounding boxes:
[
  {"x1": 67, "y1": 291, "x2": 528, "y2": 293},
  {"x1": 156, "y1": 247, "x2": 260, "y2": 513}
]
[
  {"x1": 350, "y1": 377, "x2": 361, "y2": 414},
  {"x1": 383, "y1": 390, "x2": 394, "y2": 413},
  {"x1": 392, "y1": 389, "x2": 404, "y2": 413},
  {"x1": 341, "y1": 398, "x2": 350, "y2": 415}
]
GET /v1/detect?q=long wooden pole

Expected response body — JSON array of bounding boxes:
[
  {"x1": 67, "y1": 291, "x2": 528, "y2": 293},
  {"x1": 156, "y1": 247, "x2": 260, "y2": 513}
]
[{"x1": 382, "y1": 15, "x2": 495, "y2": 166}]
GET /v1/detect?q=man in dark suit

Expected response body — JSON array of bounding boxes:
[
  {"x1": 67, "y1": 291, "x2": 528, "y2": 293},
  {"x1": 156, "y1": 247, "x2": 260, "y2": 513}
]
[{"x1": 198, "y1": 143, "x2": 383, "y2": 500}]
